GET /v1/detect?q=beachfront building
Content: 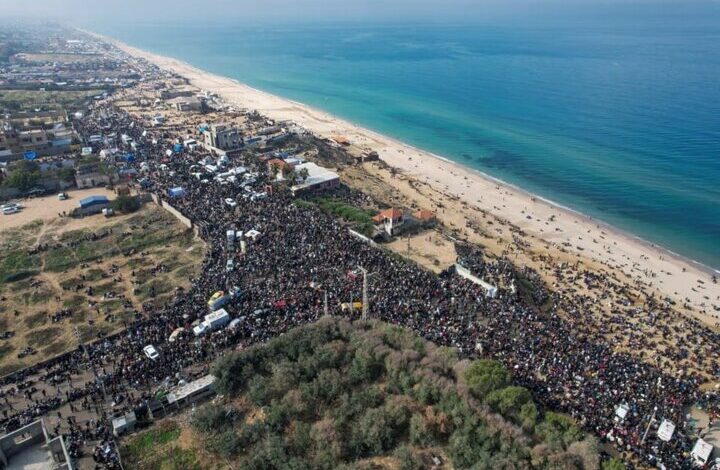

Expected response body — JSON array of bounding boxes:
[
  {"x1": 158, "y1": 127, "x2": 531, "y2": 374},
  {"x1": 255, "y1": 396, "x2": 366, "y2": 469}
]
[
  {"x1": 373, "y1": 208, "x2": 405, "y2": 237},
  {"x1": 167, "y1": 96, "x2": 204, "y2": 112},
  {"x1": 413, "y1": 209, "x2": 437, "y2": 227},
  {"x1": 203, "y1": 124, "x2": 242, "y2": 151},
  {"x1": 268, "y1": 158, "x2": 295, "y2": 180},
  {"x1": 290, "y1": 162, "x2": 340, "y2": 196}
]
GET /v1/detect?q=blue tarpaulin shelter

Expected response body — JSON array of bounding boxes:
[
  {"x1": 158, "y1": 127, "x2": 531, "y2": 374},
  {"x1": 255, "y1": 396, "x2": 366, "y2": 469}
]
[
  {"x1": 124, "y1": 153, "x2": 135, "y2": 162},
  {"x1": 168, "y1": 187, "x2": 185, "y2": 198},
  {"x1": 173, "y1": 143, "x2": 183, "y2": 153},
  {"x1": 24, "y1": 151, "x2": 37, "y2": 160},
  {"x1": 79, "y1": 195, "x2": 109, "y2": 208}
]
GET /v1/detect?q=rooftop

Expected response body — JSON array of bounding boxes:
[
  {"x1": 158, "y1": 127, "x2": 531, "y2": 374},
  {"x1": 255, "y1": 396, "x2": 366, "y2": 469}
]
[
  {"x1": 290, "y1": 162, "x2": 339, "y2": 192},
  {"x1": 374, "y1": 208, "x2": 403, "y2": 223},
  {"x1": 79, "y1": 195, "x2": 109, "y2": 207}
]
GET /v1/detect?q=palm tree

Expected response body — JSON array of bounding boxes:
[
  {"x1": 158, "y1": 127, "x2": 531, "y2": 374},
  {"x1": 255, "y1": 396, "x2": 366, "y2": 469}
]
[{"x1": 298, "y1": 167, "x2": 310, "y2": 183}]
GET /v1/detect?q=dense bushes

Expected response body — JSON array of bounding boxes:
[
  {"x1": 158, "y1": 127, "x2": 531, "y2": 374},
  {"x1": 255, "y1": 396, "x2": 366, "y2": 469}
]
[
  {"x1": 197, "y1": 318, "x2": 603, "y2": 468},
  {"x1": 111, "y1": 194, "x2": 140, "y2": 213},
  {"x1": 297, "y1": 197, "x2": 375, "y2": 235}
]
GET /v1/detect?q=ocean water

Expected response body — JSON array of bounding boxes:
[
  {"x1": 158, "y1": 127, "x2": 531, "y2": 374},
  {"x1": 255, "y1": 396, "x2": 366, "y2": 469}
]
[{"x1": 94, "y1": 19, "x2": 720, "y2": 269}]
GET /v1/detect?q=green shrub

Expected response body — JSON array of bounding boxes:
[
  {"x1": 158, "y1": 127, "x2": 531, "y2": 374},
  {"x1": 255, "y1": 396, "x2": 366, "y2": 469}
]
[
  {"x1": 191, "y1": 403, "x2": 231, "y2": 433},
  {"x1": 603, "y1": 457, "x2": 627, "y2": 470},
  {"x1": 486, "y1": 386, "x2": 533, "y2": 421},
  {"x1": 111, "y1": 195, "x2": 140, "y2": 213},
  {"x1": 463, "y1": 359, "x2": 510, "y2": 399}
]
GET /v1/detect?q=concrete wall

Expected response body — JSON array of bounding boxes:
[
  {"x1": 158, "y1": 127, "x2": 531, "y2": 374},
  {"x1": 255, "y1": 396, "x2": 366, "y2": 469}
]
[
  {"x1": 152, "y1": 195, "x2": 193, "y2": 229},
  {"x1": 455, "y1": 263, "x2": 498, "y2": 298}
]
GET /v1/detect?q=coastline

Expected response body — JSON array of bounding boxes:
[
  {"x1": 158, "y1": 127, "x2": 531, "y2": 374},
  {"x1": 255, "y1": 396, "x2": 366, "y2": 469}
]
[{"x1": 88, "y1": 30, "x2": 720, "y2": 324}]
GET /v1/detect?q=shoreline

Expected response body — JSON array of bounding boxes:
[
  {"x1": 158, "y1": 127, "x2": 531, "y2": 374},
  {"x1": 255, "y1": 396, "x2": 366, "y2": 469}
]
[
  {"x1": 87, "y1": 29, "x2": 720, "y2": 322},
  {"x1": 326, "y1": 114, "x2": 720, "y2": 278}
]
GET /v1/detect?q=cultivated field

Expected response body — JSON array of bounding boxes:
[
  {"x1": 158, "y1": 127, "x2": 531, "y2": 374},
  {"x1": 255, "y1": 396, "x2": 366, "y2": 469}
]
[
  {"x1": 0, "y1": 89, "x2": 102, "y2": 112},
  {"x1": 16, "y1": 53, "x2": 103, "y2": 64},
  {"x1": 0, "y1": 204, "x2": 205, "y2": 375}
]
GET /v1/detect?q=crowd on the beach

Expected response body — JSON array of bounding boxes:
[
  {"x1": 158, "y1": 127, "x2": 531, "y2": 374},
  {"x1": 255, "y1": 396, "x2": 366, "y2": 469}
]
[{"x1": 0, "y1": 85, "x2": 718, "y2": 470}]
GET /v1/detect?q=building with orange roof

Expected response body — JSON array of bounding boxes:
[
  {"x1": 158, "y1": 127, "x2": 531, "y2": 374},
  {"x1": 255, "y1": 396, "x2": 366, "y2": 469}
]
[
  {"x1": 267, "y1": 158, "x2": 294, "y2": 180},
  {"x1": 373, "y1": 208, "x2": 405, "y2": 237},
  {"x1": 413, "y1": 209, "x2": 436, "y2": 224}
]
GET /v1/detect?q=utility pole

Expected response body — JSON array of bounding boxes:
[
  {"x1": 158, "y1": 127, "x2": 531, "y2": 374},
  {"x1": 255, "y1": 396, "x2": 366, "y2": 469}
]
[
  {"x1": 358, "y1": 266, "x2": 369, "y2": 321},
  {"x1": 641, "y1": 406, "x2": 658, "y2": 445}
]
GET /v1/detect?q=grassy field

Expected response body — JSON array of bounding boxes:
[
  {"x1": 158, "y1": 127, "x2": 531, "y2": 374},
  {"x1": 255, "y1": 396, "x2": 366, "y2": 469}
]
[
  {"x1": 17, "y1": 53, "x2": 103, "y2": 64},
  {"x1": 0, "y1": 89, "x2": 102, "y2": 112},
  {"x1": 121, "y1": 420, "x2": 204, "y2": 470},
  {"x1": 0, "y1": 205, "x2": 205, "y2": 376},
  {"x1": 296, "y1": 196, "x2": 376, "y2": 235}
]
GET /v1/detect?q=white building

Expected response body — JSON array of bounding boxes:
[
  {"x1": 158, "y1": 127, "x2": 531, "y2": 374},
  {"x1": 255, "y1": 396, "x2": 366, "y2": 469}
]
[{"x1": 290, "y1": 162, "x2": 340, "y2": 196}]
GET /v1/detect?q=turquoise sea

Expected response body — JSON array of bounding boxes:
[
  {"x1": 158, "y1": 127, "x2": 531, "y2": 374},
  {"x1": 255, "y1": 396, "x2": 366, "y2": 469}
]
[{"x1": 93, "y1": 18, "x2": 720, "y2": 269}]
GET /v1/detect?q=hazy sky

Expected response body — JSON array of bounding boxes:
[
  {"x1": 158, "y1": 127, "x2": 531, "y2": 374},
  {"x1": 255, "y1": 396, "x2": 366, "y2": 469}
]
[{"x1": 0, "y1": 0, "x2": 717, "y2": 24}]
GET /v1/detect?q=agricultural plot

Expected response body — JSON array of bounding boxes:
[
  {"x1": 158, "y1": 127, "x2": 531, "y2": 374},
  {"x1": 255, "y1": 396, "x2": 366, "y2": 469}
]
[{"x1": 0, "y1": 205, "x2": 205, "y2": 375}]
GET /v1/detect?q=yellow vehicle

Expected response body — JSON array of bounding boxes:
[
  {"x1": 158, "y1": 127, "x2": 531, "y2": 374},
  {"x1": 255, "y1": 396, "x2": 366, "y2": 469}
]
[
  {"x1": 207, "y1": 286, "x2": 241, "y2": 311},
  {"x1": 207, "y1": 291, "x2": 228, "y2": 310},
  {"x1": 340, "y1": 302, "x2": 363, "y2": 312}
]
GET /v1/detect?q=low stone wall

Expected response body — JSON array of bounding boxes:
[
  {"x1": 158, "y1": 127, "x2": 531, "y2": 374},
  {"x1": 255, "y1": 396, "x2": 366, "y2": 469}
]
[{"x1": 151, "y1": 193, "x2": 192, "y2": 229}]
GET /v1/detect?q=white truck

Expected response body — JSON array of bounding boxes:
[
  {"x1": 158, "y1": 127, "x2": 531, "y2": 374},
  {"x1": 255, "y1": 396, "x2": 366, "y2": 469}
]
[{"x1": 193, "y1": 308, "x2": 231, "y2": 336}]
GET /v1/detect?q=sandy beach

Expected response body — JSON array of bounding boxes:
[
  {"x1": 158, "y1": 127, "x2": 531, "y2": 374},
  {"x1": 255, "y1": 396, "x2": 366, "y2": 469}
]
[{"x1": 98, "y1": 33, "x2": 720, "y2": 326}]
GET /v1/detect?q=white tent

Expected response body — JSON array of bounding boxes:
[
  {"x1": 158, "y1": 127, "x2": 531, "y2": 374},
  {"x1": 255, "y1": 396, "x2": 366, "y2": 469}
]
[
  {"x1": 615, "y1": 403, "x2": 629, "y2": 421},
  {"x1": 657, "y1": 419, "x2": 675, "y2": 442},
  {"x1": 690, "y1": 438, "x2": 713, "y2": 466}
]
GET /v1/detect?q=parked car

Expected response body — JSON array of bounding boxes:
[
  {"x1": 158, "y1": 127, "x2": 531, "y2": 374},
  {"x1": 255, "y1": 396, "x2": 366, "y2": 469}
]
[
  {"x1": 143, "y1": 345, "x2": 160, "y2": 360},
  {"x1": 57, "y1": 192, "x2": 68, "y2": 200},
  {"x1": 224, "y1": 197, "x2": 237, "y2": 208},
  {"x1": 228, "y1": 317, "x2": 245, "y2": 330},
  {"x1": 192, "y1": 322, "x2": 208, "y2": 337},
  {"x1": 1, "y1": 202, "x2": 22, "y2": 210},
  {"x1": 2, "y1": 206, "x2": 19, "y2": 215}
]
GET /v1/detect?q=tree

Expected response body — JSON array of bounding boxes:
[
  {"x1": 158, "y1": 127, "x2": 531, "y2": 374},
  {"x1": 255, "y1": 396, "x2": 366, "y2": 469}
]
[
  {"x1": 270, "y1": 163, "x2": 280, "y2": 179},
  {"x1": 394, "y1": 445, "x2": 424, "y2": 470},
  {"x1": 463, "y1": 359, "x2": 510, "y2": 399},
  {"x1": 298, "y1": 167, "x2": 310, "y2": 183},
  {"x1": 283, "y1": 165, "x2": 298, "y2": 185},
  {"x1": 191, "y1": 403, "x2": 231, "y2": 433},
  {"x1": 486, "y1": 386, "x2": 533, "y2": 421},
  {"x1": 536, "y1": 412, "x2": 583, "y2": 451},
  {"x1": 3, "y1": 161, "x2": 40, "y2": 190},
  {"x1": 518, "y1": 402, "x2": 538, "y2": 431},
  {"x1": 409, "y1": 413, "x2": 434, "y2": 446},
  {"x1": 602, "y1": 457, "x2": 627, "y2": 470},
  {"x1": 57, "y1": 167, "x2": 76, "y2": 182},
  {"x1": 111, "y1": 195, "x2": 140, "y2": 213},
  {"x1": 207, "y1": 429, "x2": 241, "y2": 459}
]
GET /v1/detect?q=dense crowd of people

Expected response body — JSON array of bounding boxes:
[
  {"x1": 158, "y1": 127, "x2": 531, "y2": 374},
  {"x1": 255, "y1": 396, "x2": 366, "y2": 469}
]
[{"x1": 0, "y1": 92, "x2": 718, "y2": 470}]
